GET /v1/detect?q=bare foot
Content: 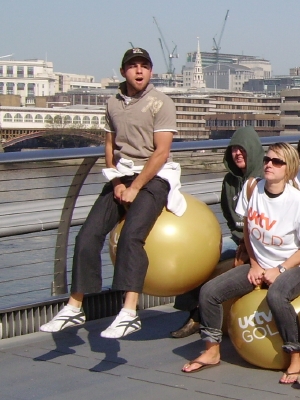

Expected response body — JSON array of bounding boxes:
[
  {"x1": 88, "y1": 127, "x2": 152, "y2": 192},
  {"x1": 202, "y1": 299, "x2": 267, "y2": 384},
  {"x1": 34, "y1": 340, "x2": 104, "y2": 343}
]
[
  {"x1": 280, "y1": 353, "x2": 300, "y2": 384},
  {"x1": 182, "y1": 352, "x2": 220, "y2": 373},
  {"x1": 279, "y1": 370, "x2": 299, "y2": 384}
]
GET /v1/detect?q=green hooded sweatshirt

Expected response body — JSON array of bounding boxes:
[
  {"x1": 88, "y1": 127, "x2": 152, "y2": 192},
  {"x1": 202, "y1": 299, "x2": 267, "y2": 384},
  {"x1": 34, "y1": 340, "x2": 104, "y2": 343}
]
[{"x1": 221, "y1": 126, "x2": 264, "y2": 240}]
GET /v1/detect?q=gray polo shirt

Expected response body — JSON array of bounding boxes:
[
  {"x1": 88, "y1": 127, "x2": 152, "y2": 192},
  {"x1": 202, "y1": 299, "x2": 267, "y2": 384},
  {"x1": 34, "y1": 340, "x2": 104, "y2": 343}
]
[{"x1": 104, "y1": 83, "x2": 177, "y2": 166}]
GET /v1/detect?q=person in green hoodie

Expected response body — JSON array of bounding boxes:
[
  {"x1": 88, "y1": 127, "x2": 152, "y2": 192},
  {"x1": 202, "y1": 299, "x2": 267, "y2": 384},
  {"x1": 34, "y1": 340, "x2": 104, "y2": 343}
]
[{"x1": 171, "y1": 126, "x2": 265, "y2": 338}]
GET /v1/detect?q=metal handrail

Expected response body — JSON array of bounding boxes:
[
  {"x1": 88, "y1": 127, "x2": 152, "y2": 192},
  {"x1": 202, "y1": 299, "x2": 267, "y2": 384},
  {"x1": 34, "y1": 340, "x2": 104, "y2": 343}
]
[{"x1": 1, "y1": 134, "x2": 299, "y2": 164}]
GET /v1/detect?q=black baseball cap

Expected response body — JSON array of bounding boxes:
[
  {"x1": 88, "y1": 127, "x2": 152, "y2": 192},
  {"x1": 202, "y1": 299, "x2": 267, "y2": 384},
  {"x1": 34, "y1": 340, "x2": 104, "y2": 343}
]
[{"x1": 121, "y1": 48, "x2": 153, "y2": 68}]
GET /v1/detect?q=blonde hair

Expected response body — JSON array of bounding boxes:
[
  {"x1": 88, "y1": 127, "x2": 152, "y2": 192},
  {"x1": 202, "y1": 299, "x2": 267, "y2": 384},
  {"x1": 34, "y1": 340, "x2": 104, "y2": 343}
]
[{"x1": 268, "y1": 143, "x2": 300, "y2": 188}]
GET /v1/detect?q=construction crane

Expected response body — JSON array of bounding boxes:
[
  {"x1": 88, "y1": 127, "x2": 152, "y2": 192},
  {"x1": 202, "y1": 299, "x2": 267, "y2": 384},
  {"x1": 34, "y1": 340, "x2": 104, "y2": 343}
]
[
  {"x1": 212, "y1": 9, "x2": 229, "y2": 63},
  {"x1": 111, "y1": 69, "x2": 118, "y2": 82},
  {"x1": 153, "y1": 16, "x2": 178, "y2": 77}
]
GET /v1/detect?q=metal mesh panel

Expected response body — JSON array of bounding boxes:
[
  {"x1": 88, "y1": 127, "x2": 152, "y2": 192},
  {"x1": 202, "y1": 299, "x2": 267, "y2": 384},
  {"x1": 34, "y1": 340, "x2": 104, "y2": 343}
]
[{"x1": 0, "y1": 291, "x2": 177, "y2": 339}]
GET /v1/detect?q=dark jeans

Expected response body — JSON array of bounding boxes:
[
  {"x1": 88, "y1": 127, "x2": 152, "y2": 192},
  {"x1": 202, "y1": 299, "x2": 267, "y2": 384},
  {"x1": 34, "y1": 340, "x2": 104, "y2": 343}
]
[
  {"x1": 199, "y1": 264, "x2": 300, "y2": 353},
  {"x1": 71, "y1": 175, "x2": 169, "y2": 294}
]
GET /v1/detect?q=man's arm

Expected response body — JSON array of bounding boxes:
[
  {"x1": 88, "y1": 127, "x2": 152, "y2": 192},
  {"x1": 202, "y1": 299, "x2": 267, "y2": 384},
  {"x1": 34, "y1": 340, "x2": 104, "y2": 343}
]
[
  {"x1": 105, "y1": 131, "x2": 116, "y2": 168},
  {"x1": 105, "y1": 131, "x2": 125, "y2": 201},
  {"x1": 120, "y1": 131, "x2": 173, "y2": 204}
]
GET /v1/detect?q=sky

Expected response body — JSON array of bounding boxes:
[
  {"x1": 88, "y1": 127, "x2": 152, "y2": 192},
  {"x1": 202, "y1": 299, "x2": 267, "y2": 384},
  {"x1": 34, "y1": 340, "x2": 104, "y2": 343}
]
[{"x1": 1, "y1": 0, "x2": 300, "y2": 81}]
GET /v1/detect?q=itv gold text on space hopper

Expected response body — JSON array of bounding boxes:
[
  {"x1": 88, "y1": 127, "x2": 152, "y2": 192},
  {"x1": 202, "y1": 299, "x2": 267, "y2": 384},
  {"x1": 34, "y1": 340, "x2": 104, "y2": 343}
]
[{"x1": 238, "y1": 310, "x2": 279, "y2": 343}]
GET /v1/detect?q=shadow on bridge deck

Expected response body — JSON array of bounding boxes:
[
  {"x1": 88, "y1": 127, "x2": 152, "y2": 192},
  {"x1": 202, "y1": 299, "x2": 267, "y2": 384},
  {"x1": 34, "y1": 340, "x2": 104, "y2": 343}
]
[{"x1": 1, "y1": 304, "x2": 300, "y2": 400}]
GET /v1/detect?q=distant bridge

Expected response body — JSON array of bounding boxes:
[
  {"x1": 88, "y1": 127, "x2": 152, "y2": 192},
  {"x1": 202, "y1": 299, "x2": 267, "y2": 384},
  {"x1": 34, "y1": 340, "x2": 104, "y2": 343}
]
[{"x1": 2, "y1": 130, "x2": 105, "y2": 148}]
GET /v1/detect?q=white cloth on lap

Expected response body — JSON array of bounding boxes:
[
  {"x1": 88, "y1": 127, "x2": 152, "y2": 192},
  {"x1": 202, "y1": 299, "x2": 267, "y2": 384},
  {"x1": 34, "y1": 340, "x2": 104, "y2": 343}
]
[{"x1": 102, "y1": 158, "x2": 187, "y2": 217}]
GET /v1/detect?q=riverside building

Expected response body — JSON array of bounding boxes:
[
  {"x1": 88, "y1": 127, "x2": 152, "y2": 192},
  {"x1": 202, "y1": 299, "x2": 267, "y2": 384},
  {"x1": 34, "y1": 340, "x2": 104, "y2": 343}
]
[
  {"x1": 167, "y1": 90, "x2": 281, "y2": 140},
  {"x1": 0, "y1": 58, "x2": 101, "y2": 107},
  {"x1": 0, "y1": 105, "x2": 106, "y2": 143},
  {"x1": 280, "y1": 88, "x2": 300, "y2": 135},
  {"x1": 183, "y1": 51, "x2": 271, "y2": 90}
]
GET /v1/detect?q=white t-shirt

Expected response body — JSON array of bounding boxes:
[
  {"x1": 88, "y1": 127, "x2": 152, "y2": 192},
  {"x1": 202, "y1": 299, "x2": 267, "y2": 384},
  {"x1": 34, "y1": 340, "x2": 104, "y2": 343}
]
[{"x1": 236, "y1": 179, "x2": 300, "y2": 270}]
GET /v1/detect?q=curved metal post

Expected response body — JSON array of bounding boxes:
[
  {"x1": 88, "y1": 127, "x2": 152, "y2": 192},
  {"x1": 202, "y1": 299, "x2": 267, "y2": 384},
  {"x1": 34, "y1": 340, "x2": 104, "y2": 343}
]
[{"x1": 52, "y1": 157, "x2": 98, "y2": 295}]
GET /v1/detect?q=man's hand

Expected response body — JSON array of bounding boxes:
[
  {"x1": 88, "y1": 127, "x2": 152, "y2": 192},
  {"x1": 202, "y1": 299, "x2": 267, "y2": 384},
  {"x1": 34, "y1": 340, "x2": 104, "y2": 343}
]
[
  {"x1": 120, "y1": 186, "x2": 139, "y2": 204},
  {"x1": 113, "y1": 182, "x2": 126, "y2": 202},
  {"x1": 247, "y1": 264, "x2": 265, "y2": 286}
]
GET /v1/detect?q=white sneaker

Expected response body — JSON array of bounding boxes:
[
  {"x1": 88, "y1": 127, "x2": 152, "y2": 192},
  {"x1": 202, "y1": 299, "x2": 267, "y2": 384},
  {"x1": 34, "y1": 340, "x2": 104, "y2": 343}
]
[
  {"x1": 100, "y1": 311, "x2": 141, "y2": 339},
  {"x1": 40, "y1": 305, "x2": 86, "y2": 332}
]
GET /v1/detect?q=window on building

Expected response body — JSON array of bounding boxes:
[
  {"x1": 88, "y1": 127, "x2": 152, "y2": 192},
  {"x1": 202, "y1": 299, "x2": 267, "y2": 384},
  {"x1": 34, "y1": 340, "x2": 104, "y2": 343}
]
[
  {"x1": 14, "y1": 113, "x2": 23, "y2": 122},
  {"x1": 54, "y1": 115, "x2": 62, "y2": 125},
  {"x1": 27, "y1": 83, "x2": 35, "y2": 97},
  {"x1": 83, "y1": 116, "x2": 90, "y2": 125},
  {"x1": 0, "y1": 66, "x2": 2, "y2": 77},
  {"x1": 6, "y1": 66, "x2": 13, "y2": 77},
  {"x1": 73, "y1": 116, "x2": 81, "y2": 124},
  {"x1": 27, "y1": 66, "x2": 34, "y2": 77},
  {"x1": 35, "y1": 114, "x2": 43, "y2": 123},
  {"x1": 25, "y1": 114, "x2": 33, "y2": 123},
  {"x1": 3, "y1": 113, "x2": 12, "y2": 122},
  {"x1": 6, "y1": 82, "x2": 14, "y2": 94},
  {"x1": 91, "y1": 116, "x2": 99, "y2": 125},
  {"x1": 17, "y1": 66, "x2": 24, "y2": 78},
  {"x1": 45, "y1": 114, "x2": 53, "y2": 124},
  {"x1": 17, "y1": 83, "x2": 25, "y2": 90},
  {"x1": 64, "y1": 115, "x2": 72, "y2": 124}
]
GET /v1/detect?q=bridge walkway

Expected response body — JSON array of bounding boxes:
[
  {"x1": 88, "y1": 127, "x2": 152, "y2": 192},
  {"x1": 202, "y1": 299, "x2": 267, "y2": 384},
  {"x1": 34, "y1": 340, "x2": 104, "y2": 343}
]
[{"x1": 1, "y1": 305, "x2": 300, "y2": 400}]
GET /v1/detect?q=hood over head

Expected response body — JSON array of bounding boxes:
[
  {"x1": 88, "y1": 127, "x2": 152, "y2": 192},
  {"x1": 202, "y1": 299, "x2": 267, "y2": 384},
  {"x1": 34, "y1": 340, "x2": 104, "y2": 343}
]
[{"x1": 223, "y1": 127, "x2": 264, "y2": 179}]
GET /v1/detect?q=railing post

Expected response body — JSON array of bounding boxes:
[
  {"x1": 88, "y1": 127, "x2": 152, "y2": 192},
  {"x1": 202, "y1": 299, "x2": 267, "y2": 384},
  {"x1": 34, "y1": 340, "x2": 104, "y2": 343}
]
[{"x1": 52, "y1": 157, "x2": 98, "y2": 295}]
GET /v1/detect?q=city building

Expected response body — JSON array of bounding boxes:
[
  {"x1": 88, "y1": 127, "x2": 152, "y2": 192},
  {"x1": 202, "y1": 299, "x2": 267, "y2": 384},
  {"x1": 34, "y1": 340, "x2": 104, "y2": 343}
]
[
  {"x1": 47, "y1": 88, "x2": 115, "y2": 108},
  {"x1": 186, "y1": 51, "x2": 272, "y2": 76},
  {"x1": 183, "y1": 51, "x2": 272, "y2": 89},
  {"x1": 0, "y1": 105, "x2": 106, "y2": 142},
  {"x1": 280, "y1": 88, "x2": 300, "y2": 135},
  {"x1": 0, "y1": 59, "x2": 56, "y2": 106},
  {"x1": 167, "y1": 90, "x2": 281, "y2": 140},
  {"x1": 244, "y1": 76, "x2": 300, "y2": 94},
  {"x1": 290, "y1": 67, "x2": 300, "y2": 76},
  {"x1": 55, "y1": 72, "x2": 101, "y2": 92},
  {"x1": 0, "y1": 58, "x2": 102, "y2": 107},
  {"x1": 150, "y1": 73, "x2": 183, "y2": 87},
  {"x1": 190, "y1": 38, "x2": 206, "y2": 90},
  {"x1": 203, "y1": 63, "x2": 254, "y2": 91}
]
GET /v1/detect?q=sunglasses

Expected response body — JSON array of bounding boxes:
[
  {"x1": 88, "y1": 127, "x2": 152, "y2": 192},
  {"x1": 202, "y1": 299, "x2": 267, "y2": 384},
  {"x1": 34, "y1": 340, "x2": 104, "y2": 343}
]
[{"x1": 263, "y1": 156, "x2": 287, "y2": 167}]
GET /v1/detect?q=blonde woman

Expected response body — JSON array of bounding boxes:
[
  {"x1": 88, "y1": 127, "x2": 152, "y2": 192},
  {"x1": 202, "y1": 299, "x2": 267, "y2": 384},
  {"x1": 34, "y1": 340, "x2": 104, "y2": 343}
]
[{"x1": 182, "y1": 143, "x2": 300, "y2": 385}]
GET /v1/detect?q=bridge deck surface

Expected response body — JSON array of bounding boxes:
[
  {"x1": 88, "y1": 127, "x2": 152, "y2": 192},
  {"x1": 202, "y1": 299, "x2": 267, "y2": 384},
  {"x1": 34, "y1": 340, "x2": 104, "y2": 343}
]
[{"x1": 1, "y1": 305, "x2": 300, "y2": 400}]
